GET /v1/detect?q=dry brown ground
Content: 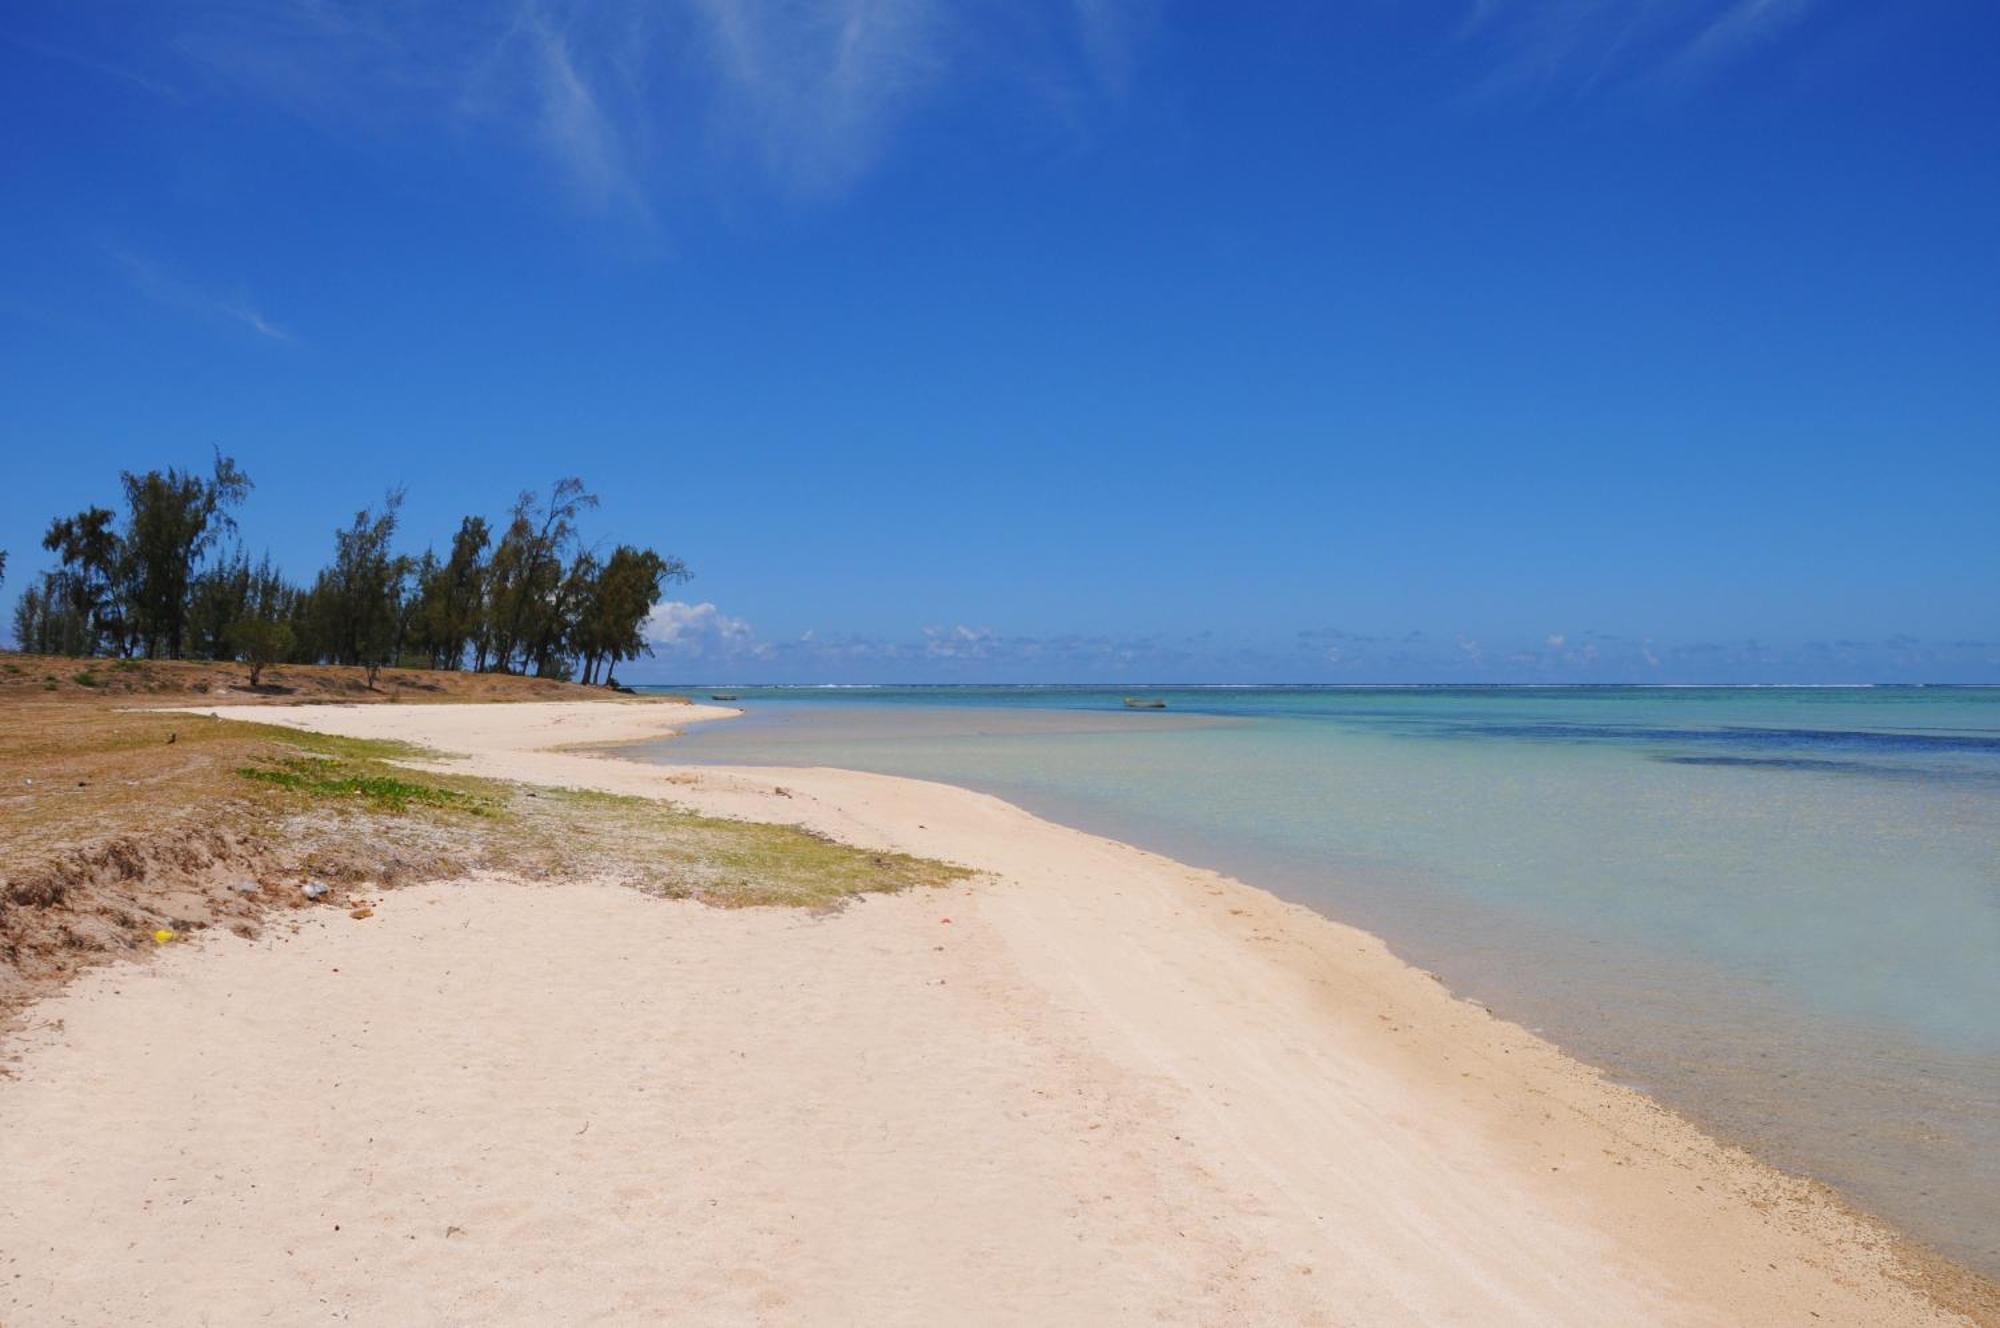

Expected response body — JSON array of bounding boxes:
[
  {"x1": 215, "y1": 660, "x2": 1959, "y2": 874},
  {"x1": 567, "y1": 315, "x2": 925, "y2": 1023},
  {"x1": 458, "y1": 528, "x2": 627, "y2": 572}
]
[
  {"x1": 0, "y1": 653, "x2": 964, "y2": 1026},
  {"x1": 0, "y1": 651, "x2": 622, "y2": 707}
]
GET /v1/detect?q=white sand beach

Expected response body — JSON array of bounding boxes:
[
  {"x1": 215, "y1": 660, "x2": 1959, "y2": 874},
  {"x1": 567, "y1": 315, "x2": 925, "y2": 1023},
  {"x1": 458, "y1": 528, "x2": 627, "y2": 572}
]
[{"x1": 0, "y1": 700, "x2": 1978, "y2": 1325}]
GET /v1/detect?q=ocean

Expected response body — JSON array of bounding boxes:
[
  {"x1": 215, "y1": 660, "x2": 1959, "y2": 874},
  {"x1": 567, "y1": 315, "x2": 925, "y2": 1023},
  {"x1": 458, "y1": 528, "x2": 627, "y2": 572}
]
[{"x1": 626, "y1": 684, "x2": 2000, "y2": 1275}]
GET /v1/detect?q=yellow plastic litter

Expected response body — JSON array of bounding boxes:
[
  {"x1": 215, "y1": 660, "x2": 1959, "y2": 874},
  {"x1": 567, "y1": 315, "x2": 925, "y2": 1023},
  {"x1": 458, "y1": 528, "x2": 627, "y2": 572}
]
[{"x1": 152, "y1": 928, "x2": 176, "y2": 945}]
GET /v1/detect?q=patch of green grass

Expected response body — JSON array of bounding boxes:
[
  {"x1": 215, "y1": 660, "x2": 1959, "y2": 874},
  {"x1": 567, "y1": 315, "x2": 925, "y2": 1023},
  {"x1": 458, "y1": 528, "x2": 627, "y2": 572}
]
[
  {"x1": 237, "y1": 762, "x2": 478, "y2": 812},
  {"x1": 244, "y1": 725, "x2": 440, "y2": 764},
  {"x1": 703, "y1": 818, "x2": 970, "y2": 906},
  {"x1": 234, "y1": 735, "x2": 498, "y2": 817},
  {"x1": 225, "y1": 747, "x2": 968, "y2": 907},
  {"x1": 514, "y1": 786, "x2": 976, "y2": 908},
  {"x1": 73, "y1": 671, "x2": 99, "y2": 688}
]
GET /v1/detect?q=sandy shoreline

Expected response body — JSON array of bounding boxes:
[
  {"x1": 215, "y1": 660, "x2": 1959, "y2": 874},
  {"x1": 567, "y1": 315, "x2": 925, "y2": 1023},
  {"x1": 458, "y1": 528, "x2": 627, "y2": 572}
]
[{"x1": 1, "y1": 699, "x2": 1986, "y2": 1325}]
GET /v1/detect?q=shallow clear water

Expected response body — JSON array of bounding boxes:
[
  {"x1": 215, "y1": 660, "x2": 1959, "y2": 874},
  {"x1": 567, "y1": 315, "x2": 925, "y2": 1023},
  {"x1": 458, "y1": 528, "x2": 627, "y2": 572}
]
[{"x1": 630, "y1": 685, "x2": 2000, "y2": 1275}]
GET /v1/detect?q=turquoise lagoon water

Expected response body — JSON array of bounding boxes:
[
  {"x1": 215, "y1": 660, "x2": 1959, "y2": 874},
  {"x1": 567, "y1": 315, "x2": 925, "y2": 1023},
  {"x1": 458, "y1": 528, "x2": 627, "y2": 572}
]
[{"x1": 628, "y1": 685, "x2": 2000, "y2": 1274}]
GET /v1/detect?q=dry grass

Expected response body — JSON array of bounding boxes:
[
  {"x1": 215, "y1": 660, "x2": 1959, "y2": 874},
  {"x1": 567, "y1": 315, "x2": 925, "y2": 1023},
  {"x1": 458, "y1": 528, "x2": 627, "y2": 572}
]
[
  {"x1": 0, "y1": 651, "x2": 648, "y2": 707},
  {"x1": 220, "y1": 743, "x2": 970, "y2": 910},
  {"x1": 483, "y1": 787, "x2": 973, "y2": 908},
  {"x1": 0, "y1": 653, "x2": 969, "y2": 1024}
]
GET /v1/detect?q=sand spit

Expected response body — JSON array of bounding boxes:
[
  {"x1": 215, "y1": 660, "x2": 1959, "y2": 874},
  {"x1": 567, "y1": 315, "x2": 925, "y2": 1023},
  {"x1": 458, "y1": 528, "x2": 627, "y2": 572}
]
[{"x1": 1, "y1": 700, "x2": 1984, "y2": 1325}]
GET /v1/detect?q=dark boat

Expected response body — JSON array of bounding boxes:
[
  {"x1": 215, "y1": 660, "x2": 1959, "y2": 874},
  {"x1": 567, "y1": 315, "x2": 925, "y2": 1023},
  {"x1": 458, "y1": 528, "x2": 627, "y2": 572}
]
[
  {"x1": 1122, "y1": 696, "x2": 1166, "y2": 709},
  {"x1": 709, "y1": 693, "x2": 740, "y2": 702}
]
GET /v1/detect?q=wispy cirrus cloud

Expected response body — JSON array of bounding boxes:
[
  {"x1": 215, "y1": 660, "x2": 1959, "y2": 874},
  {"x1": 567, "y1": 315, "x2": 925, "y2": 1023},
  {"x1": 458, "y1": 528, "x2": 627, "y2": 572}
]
[
  {"x1": 111, "y1": 249, "x2": 293, "y2": 342},
  {"x1": 1458, "y1": 0, "x2": 1824, "y2": 98},
  {"x1": 162, "y1": 0, "x2": 1150, "y2": 216},
  {"x1": 690, "y1": 0, "x2": 947, "y2": 199},
  {"x1": 517, "y1": 9, "x2": 637, "y2": 213},
  {"x1": 49, "y1": 0, "x2": 1821, "y2": 225},
  {"x1": 3, "y1": 31, "x2": 183, "y2": 99},
  {"x1": 1667, "y1": 0, "x2": 1817, "y2": 79}
]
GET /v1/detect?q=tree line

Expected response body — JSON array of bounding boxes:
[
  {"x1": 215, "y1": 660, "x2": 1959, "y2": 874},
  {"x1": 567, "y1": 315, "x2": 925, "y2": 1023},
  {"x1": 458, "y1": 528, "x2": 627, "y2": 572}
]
[{"x1": 5, "y1": 455, "x2": 687, "y2": 688}]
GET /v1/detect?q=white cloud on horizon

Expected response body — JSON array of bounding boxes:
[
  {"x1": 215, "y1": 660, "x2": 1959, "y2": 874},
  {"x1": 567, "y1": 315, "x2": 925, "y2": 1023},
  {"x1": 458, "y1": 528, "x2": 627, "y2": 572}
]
[
  {"x1": 646, "y1": 599, "x2": 758, "y2": 649},
  {"x1": 625, "y1": 604, "x2": 2000, "y2": 683},
  {"x1": 922, "y1": 623, "x2": 999, "y2": 659}
]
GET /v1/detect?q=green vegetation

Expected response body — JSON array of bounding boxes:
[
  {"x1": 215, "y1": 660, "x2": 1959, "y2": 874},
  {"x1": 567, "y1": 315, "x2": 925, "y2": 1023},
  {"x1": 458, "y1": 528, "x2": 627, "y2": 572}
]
[
  {"x1": 231, "y1": 725, "x2": 489, "y2": 814},
  {"x1": 1, "y1": 702, "x2": 978, "y2": 1024},
  {"x1": 513, "y1": 787, "x2": 977, "y2": 909},
  {"x1": 72, "y1": 671, "x2": 98, "y2": 688},
  {"x1": 256, "y1": 727, "x2": 433, "y2": 761},
  {"x1": 225, "y1": 616, "x2": 293, "y2": 687},
  {"x1": 12, "y1": 465, "x2": 687, "y2": 688},
  {"x1": 222, "y1": 734, "x2": 971, "y2": 907},
  {"x1": 237, "y1": 760, "x2": 485, "y2": 814}
]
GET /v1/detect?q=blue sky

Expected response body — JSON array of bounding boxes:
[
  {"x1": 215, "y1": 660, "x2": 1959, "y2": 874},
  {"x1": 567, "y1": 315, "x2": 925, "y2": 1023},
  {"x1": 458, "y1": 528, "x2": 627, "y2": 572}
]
[{"x1": 2, "y1": 1, "x2": 1996, "y2": 682}]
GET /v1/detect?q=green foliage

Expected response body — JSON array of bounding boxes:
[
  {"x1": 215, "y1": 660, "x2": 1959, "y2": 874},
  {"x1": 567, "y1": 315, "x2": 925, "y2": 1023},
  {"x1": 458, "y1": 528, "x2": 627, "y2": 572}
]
[
  {"x1": 486, "y1": 477, "x2": 598, "y2": 677},
  {"x1": 236, "y1": 756, "x2": 489, "y2": 814},
  {"x1": 569, "y1": 545, "x2": 689, "y2": 685},
  {"x1": 188, "y1": 547, "x2": 293, "y2": 662},
  {"x1": 304, "y1": 491, "x2": 410, "y2": 685},
  {"x1": 232, "y1": 727, "x2": 491, "y2": 816},
  {"x1": 226, "y1": 615, "x2": 295, "y2": 686},
  {"x1": 512, "y1": 787, "x2": 978, "y2": 908},
  {"x1": 17, "y1": 466, "x2": 685, "y2": 685},
  {"x1": 15, "y1": 592, "x2": 74, "y2": 657},
  {"x1": 40, "y1": 505, "x2": 122, "y2": 654},
  {"x1": 408, "y1": 515, "x2": 491, "y2": 670},
  {"x1": 119, "y1": 452, "x2": 252, "y2": 658}
]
